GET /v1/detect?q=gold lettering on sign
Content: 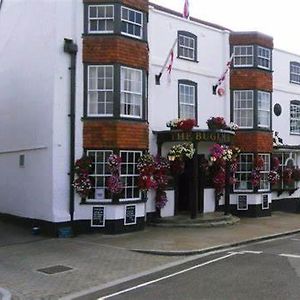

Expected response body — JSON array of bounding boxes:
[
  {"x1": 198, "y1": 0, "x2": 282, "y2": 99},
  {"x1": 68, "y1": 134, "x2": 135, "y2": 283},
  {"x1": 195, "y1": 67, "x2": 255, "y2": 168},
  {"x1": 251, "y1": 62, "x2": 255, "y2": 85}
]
[{"x1": 169, "y1": 131, "x2": 233, "y2": 143}]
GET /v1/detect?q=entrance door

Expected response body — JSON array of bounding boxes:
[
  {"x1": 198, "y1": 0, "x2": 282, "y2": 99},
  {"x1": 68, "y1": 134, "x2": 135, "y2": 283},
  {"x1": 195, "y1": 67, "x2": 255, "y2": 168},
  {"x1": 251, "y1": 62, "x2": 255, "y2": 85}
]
[{"x1": 176, "y1": 155, "x2": 205, "y2": 214}]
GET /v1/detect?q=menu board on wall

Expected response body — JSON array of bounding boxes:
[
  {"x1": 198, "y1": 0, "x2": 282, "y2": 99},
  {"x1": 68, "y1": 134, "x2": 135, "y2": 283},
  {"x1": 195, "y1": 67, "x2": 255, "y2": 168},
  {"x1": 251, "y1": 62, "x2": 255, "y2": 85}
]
[
  {"x1": 91, "y1": 206, "x2": 105, "y2": 227},
  {"x1": 125, "y1": 205, "x2": 136, "y2": 225}
]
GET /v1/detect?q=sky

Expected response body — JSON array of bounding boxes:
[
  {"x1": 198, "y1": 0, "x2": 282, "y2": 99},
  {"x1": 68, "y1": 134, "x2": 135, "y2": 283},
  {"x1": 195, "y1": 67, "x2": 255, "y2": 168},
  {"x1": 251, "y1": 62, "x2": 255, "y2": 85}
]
[{"x1": 150, "y1": 0, "x2": 300, "y2": 54}]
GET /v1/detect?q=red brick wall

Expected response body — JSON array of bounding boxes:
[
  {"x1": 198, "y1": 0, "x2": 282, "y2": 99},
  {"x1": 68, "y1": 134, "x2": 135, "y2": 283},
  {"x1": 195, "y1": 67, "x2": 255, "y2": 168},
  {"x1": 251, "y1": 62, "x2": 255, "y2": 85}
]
[
  {"x1": 230, "y1": 69, "x2": 272, "y2": 91},
  {"x1": 234, "y1": 131, "x2": 273, "y2": 153},
  {"x1": 230, "y1": 32, "x2": 273, "y2": 48},
  {"x1": 83, "y1": 120, "x2": 149, "y2": 149},
  {"x1": 83, "y1": 36, "x2": 149, "y2": 70},
  {"x1": 83, "y1": 0, "x2": 149, "y2": 12}
]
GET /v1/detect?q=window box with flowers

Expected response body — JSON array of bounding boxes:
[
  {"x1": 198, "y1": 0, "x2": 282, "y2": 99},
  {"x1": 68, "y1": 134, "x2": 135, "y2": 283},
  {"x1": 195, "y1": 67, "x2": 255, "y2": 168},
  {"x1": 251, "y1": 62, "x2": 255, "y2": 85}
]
[
  {"x1": 206, "y1": 117, "x2": 239, "y2": 131},
  {"x1": 166, "y1": 118, "x2": 196, "y2": 131}
]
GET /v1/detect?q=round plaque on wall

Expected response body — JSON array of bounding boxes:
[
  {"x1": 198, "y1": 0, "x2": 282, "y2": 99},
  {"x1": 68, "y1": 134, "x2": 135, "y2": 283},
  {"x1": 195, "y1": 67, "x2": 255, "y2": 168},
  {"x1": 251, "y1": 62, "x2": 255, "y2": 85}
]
[{"x1": 273, "y1": 103, "x2": 282, "y2": 116}]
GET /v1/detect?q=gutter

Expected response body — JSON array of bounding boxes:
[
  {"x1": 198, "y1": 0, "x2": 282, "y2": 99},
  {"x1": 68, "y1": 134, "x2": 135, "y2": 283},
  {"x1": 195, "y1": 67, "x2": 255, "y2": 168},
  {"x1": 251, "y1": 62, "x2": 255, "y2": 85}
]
[{"x1": 63, "y1": 38, "x2": 78, "y2": 233}]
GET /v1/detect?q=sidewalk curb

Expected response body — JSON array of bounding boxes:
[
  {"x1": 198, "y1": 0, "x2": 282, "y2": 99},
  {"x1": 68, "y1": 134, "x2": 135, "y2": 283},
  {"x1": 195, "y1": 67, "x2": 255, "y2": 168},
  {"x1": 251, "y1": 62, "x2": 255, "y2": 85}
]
[
  {"x1": 131, "y1": 228, "x2": 300, "y2": 256},
  {"x1": 0, "y1": 287, "x2": 12, "y2": 300}
]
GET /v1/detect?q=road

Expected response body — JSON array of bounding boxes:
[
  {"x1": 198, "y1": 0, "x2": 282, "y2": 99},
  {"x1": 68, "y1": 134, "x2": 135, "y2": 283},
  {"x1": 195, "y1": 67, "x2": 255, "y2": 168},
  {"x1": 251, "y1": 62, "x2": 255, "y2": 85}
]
[{"x1": 77, "y1": 234, "x2": 300, "y2": 300}]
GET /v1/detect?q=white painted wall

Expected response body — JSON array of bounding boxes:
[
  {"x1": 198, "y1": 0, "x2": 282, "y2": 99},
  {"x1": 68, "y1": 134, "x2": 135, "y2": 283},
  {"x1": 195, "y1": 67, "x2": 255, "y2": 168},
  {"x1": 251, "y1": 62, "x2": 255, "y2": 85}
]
[
  {"x1": 273, "y1": 49, "x2": 300, "y2": 145},
  {"x1": 0, "y1": 0, "x2": 83, "y2": 222}
]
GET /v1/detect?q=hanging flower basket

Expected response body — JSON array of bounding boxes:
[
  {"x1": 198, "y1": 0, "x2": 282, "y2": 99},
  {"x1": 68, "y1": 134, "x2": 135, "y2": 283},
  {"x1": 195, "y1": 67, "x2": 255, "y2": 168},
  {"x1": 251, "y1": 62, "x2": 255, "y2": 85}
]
[
  {"x1": 166, "y1": 118, "x2": 196, "y2": 131},
  {"x1": 206, "y1": 117, "x2": 227, "y2": 130}
]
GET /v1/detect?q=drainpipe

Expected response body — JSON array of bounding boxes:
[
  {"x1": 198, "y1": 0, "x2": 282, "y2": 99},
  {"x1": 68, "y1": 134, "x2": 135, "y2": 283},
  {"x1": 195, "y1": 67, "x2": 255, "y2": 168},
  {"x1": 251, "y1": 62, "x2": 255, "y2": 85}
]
[{"x1": 64, "y1": 38, "x2": 78, "y2": 232}]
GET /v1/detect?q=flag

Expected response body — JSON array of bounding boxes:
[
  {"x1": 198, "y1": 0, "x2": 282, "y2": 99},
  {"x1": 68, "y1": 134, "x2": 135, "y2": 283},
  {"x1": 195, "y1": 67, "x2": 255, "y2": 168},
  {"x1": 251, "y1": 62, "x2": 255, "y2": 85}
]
[
  {"x1": 183, "y1": 0, "x2": 189, "y2": 19},
  {"x1": 213, "y1": 53, "x2": 234, "y2": 95},
  {"x1": 167, "y1": 50, "x2": 174, "y2": 74}
]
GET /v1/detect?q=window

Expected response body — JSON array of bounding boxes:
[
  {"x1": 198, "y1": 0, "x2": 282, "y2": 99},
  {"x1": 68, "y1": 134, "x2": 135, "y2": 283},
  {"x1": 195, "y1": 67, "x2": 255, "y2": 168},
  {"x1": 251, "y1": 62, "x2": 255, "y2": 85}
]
[
  {"x1": 88, "y1": 5, "x2": 114, "y2": 33},
  {"x1": 87, "y1": 150, "x2": 113, "y2": 201},
  {"x1": 121, "y1": 7, "x2": 143, "y2": 39},
  {"x1": 233, "y1": 46, "x2": 253, "y2": 67},
  {"x1": 258, "y1": 154, "x2": 270, "y2": 191},
  {"x1": 237, "y1": 195, "x2": 248, "y2": 210},
  {"x1": 234, "y1": 154, "x2": 253, "y2": 191},
  {"x1": 233, "y1": 90, "x2": 254, "y2": 128},
  {"x1": 257, "y1": 91, "x2": 271, "y2": 128},
  {"x1": 290, "y1": 100, "x2": 300, "y2": 134},
  {"x1": 178, "y1": 31, "x2": 197, "y2": 61},
  {"x1": 19, "y1": 154, "x2": 25, "y2": 168},
  {"x1": 121, "y1": 67, "x2": 143, "y2": 118},
  {"x1": 87, "y1": 66, "x2": 114, "y2": 116},
  {"x1": 257, "y1": 46, "x2": 271, "y2": 70},
  {"x1": 290, "y1": 62, "x2": 300, "y2": 84},
  {"x1": 178, "y1": 81, "x2": 197, "y2": 120},
  {"x1": 120, "y1": 151, "x2": 142, "y2": 201}
]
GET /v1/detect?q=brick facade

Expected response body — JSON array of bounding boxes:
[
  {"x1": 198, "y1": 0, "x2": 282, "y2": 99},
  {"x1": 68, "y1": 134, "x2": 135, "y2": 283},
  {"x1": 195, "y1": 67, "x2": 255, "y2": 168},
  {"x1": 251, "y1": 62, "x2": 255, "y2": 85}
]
[
  {"x1": 230, "y1": 32, "x2": 273, "y2": 49},
  {"x1": 234, "y1": 131, "x2": 273, "y2": 153},
  {"x1": 83, "y1": 36, "x2": 149, "y2": 70},
  {"x1": 83, "y1": 120, "x2": 149, "y2": 149},
  {"x1": 230, "y1": 69, "x2": 272, "y2": 91},
  {"x1": 83, "y1": 0, "x2": 148, "y2": 13}
]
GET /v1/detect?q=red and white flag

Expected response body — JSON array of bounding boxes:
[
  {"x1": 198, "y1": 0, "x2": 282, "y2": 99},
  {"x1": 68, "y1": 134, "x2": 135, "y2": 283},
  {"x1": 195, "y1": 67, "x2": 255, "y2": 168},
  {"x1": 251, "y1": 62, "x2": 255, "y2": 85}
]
[
  {"x1": 183, "y1": 0, "x2": 189, "y2": 19},
  {"x1": 167, "y1": 50, "x2": 174, "y2": 74}
]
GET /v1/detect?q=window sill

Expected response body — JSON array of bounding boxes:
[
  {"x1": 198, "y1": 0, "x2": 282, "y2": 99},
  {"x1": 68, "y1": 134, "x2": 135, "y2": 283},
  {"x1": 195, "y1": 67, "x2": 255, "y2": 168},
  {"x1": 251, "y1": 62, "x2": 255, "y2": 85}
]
[{"x1": 177, "y1": 56, "x2": 199, "y2": 63}]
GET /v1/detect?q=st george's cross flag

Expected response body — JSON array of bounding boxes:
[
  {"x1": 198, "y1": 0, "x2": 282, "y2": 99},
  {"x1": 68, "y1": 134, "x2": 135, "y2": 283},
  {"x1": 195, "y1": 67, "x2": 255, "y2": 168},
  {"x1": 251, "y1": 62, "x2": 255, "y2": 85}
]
[{"x1": 183, "y1": 0, "x2": 189, "y2": 19}]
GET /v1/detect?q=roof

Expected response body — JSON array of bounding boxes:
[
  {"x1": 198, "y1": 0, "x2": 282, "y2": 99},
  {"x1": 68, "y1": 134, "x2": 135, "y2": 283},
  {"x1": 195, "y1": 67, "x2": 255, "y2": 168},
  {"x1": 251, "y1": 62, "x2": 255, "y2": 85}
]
[{"x1": 149, "y1": 2, "x2": 231, "y2": 32}]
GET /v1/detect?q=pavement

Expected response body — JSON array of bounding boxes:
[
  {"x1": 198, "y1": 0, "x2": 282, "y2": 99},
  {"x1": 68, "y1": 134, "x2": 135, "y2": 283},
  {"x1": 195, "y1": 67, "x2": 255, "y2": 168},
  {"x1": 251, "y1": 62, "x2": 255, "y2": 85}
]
[{"x1": 0, "y1": 211, "x2": 300, "y2": 299}]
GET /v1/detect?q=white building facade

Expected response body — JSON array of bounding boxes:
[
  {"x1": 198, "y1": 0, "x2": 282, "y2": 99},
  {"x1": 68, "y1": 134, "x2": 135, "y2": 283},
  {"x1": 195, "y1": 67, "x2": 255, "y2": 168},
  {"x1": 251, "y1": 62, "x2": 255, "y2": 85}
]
[{"x1": 0, "y1": 0, "x2": 299, "y2": 235}]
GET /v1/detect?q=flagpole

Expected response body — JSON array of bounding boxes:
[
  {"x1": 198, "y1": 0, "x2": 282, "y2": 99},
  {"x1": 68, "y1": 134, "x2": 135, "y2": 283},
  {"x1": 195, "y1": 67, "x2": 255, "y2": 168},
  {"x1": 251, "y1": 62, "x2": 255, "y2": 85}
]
[{"x1": 155, "y1": 38, "x2": 178, "y2": 85}]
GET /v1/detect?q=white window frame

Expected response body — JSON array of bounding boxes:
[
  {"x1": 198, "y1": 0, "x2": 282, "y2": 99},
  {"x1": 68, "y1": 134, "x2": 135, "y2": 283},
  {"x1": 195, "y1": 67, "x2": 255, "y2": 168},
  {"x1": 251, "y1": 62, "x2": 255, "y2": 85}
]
[
  {"x1": 234, "y1": 153, "x2": 254, "y2": 192},
  {"x1": 258, "y1": 154, "x2": 271, "y2": 192},
  {"x1": 121, "y1": 6, "x2": 143, "y2": 39},
  {"x1": 233, "y1": 90, "x2": 254, "y2": 129},
  {"x1": 290, "y1": 101, "x2": 300, "y2": 134},
  {"x1": 290, "y1": 62, "x2": 300, "y2": 84},
  {"x1": 87, "y1": 65, "x2": 114, "y2": 117},
  {"x1": 178, "y1": 83, "x2": 196, "y2": 119},
  {"x1": 233, "y1": 45, "x2": 254, "y2": 67},
  {"x1": 257, "y1": 91, "x2": 271, "y2": 129},
  {"x1": 261, "y1": 194, "x2": 269, "y2": 210},
  {"x1": 88, "y1": 5, "x2": 114, "y2": 34},
  {"x1": 237, "y1": 195, "x2": 248, "y2": 210},
  {"x1": 86, "y1": 150, "x2": 113, "y2": 202},
  {"x1": 119, "y1": 151, "x2": 142, "y2": 202},
  {"x1": 178, "y1": 34, "x2": 196, "y2": 61},
  {"x1": 120, "y1": 66, "x2": 143, "y2": 119},
  {"x1": 257, "y1": 46, "x2": 271, "y2": 70}
]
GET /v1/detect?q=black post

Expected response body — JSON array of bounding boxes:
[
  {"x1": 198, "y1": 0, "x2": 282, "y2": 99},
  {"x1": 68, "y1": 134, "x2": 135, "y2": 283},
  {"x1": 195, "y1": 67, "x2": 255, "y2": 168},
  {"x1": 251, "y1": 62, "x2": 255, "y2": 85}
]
[
  {"x1": 64, "y1": 38, "x2": 78, "y2": 233},
  {"x1": 190, "y1": 153, "x2": 198, "y2": 219},
  {"x1": 224, "y1": 160, "x2": 231, "y2": 215}
]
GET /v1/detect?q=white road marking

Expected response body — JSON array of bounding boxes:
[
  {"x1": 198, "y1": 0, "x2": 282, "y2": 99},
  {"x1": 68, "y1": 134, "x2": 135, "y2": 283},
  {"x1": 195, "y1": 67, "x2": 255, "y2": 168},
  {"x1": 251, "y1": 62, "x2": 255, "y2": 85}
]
[
  {"x1": 97, "y1": 252, "x2": 237, "y2": 300},
  {"x1": 279, "y1": 253, "x2": 300, "y2": 259},
  {"x1": 291, "y1": 238, "x2": 300, "y2": 241},
  {"x1": 240, "y1": 250, "x2": 263, "y2": 254}
]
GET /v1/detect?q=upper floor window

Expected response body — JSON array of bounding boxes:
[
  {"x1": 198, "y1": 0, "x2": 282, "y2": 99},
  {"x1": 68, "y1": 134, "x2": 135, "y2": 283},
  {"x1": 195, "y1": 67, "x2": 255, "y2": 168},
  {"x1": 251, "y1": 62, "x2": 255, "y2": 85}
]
[
  {"x1": 233, "y1": 90, "x2": 254, "y2": 128},
  {"x1": 257, "y1": 46, "x2": 271, "y2": 70},
  {"x1": 257, "y1": 91, "x2": 271, "y2": 128},
  {"x1": 88, "y1": 5, "x2": 114, "y2": 33},
  {"x1": 121, "y1": 7, "x2": 143, "y2": 39},
  {"x1": 178, "y1": 80, "x2": 197, "y2": 120},
  {"x1": 290, "y1": 100, "x2": 300, "y2": 134},
  {"x1": 233, "y1": 45, "x2": 254, "y2": 67},
  {"x1": 121, "y1": 67, "x2": 143, "y2": 118},
  {"x1": 88, "y1": 65, "x2": 114, "y2": 116},
  {"x1": 178, "y1": 31, "x2": 197, "y2": 62},
  {"x1": 290, "y1": 62, "x2": 300, "y2": 84}
]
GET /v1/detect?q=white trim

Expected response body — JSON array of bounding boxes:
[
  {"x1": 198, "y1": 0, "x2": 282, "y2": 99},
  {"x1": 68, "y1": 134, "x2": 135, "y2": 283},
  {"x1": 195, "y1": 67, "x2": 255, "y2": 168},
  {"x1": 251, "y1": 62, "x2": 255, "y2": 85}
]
[
  {"x1": 178, "y1": 33, "x2": 196, "y2": 61},
  {"x1": 257, "y1": 46, "x2": 271, "y2": 70},
  {"x1": 233, "y1": 90, "x2": 254, "y2": 129},
  {"x1": 233, "y1": 45, "x2": 254, "y2": 68}
]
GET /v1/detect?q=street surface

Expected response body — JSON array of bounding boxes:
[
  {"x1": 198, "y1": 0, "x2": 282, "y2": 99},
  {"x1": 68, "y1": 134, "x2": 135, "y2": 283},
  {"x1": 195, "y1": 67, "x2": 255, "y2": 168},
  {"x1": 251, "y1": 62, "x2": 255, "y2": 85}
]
[{"x1": 79, "y1": 234, "x2": 300, "y2": 300}]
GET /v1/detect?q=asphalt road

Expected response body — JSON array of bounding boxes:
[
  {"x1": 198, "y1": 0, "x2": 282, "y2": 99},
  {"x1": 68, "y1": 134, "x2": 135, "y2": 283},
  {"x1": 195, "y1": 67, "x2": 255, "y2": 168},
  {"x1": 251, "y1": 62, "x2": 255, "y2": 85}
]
[{"x1": 78, "y1": 234, "x2": 300, "y2": 300}]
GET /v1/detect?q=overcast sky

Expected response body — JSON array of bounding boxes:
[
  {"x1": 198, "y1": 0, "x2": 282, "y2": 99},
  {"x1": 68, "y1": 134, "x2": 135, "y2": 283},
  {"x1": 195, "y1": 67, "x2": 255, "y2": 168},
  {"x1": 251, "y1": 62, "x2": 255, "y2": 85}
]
[{"x1": 150, "y1": 0, "x2": 300, "y2": 55}]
